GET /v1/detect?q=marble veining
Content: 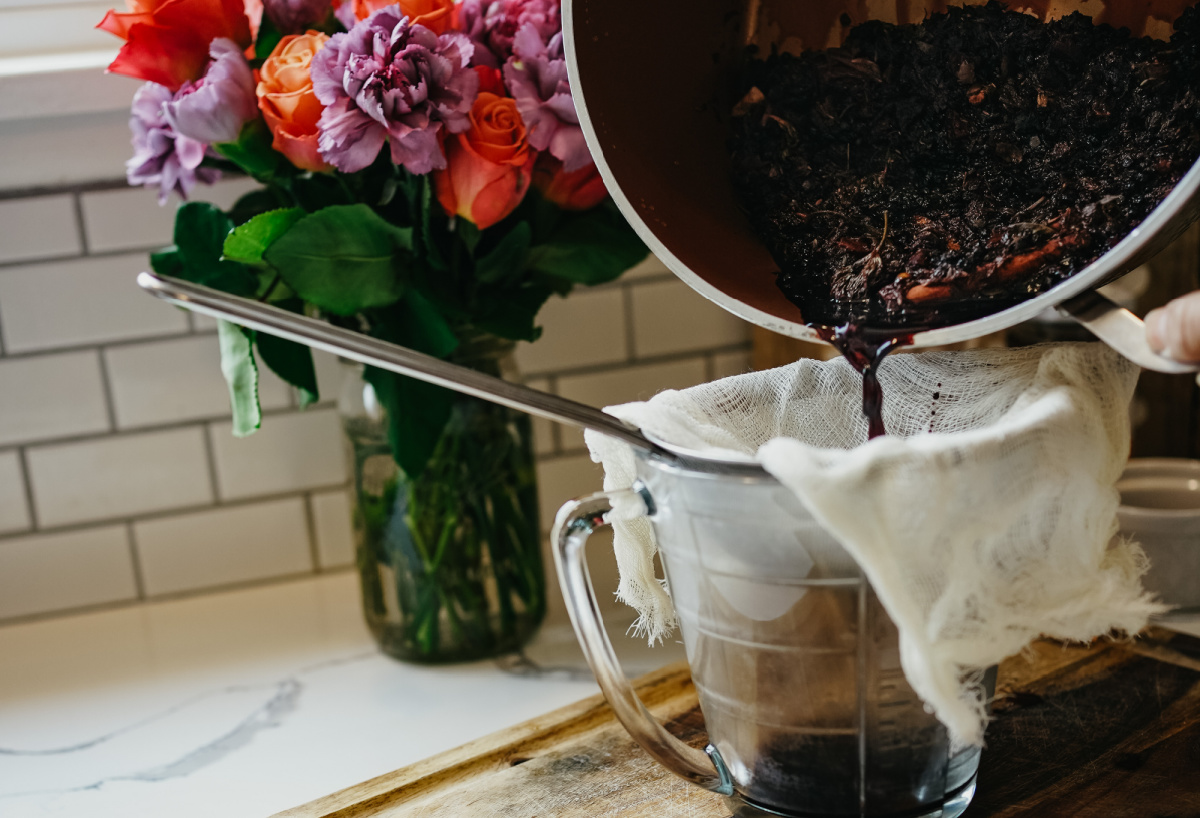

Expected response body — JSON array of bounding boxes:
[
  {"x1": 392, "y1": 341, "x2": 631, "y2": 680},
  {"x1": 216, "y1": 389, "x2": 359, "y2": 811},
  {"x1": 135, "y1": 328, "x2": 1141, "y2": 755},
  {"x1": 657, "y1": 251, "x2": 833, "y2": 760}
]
[{"x1": 0, "y1": 573, "x2": 683, "y2": 818}]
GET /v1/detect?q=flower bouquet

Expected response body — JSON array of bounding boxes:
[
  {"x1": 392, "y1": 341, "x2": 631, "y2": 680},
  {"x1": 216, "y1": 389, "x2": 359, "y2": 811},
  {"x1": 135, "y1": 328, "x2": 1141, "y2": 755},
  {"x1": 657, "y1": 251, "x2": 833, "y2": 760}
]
[{"x1": 98, "y1": 0, "x2": 647, "y2": 662}]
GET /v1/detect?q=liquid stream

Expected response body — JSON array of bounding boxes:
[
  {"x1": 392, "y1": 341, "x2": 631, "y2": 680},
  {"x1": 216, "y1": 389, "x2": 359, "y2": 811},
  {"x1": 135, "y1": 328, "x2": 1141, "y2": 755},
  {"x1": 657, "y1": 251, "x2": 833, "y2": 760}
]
[{"x1": 815, "y1": 325, "x2": 912, "y2": 440}]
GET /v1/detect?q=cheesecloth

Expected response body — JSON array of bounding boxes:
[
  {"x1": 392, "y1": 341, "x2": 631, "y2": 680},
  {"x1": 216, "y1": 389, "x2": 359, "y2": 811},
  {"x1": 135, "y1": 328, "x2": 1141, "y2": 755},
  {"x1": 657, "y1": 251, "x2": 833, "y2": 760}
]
[{"x1": 584, "y1": 342, "x2": 1165, "y2": 745}]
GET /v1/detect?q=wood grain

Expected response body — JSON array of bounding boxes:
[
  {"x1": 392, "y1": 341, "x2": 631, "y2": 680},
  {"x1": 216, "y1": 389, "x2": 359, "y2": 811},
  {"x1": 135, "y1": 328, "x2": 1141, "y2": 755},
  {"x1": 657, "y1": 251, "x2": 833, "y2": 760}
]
[
  {"x1": 278, "y1": 633, "x2": 1200, "y2": 818},
  {"x1": 272, "y1": 663, "x2": 728, "y2": 818}
]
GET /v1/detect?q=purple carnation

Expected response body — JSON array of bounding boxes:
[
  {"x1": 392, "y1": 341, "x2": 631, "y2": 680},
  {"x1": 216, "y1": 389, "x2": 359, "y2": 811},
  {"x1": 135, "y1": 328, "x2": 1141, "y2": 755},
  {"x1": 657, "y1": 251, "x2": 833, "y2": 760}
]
[
  {"x1": 503, "y1": 23, "x2": 590, "y2": 171},
  {"x1": 127, "y1": 82, "x2": 221, "y2": 205},
  {"x1": 459, "y1": 0, "x2": 560, "y2": 67},
  {"x1": 164, "y1": 39, "x2": 258, "y2": 145},
  {"x1": 311, "y1": 7, "x2": 479, "y2": 174},
  {"x1": 264, "y1": 0, "x2": 332, "y2": 33}
]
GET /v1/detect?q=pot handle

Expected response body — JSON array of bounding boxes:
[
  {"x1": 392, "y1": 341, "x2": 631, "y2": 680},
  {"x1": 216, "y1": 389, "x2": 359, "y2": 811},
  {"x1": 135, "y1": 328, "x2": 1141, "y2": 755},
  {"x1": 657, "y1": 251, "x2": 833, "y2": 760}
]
[
  {"x1": 1059, "y1": 290, "x2": 1200, "y2": 377},
  {"x1": 551, "y1": 487, "x2": 734, "y2": 795}
]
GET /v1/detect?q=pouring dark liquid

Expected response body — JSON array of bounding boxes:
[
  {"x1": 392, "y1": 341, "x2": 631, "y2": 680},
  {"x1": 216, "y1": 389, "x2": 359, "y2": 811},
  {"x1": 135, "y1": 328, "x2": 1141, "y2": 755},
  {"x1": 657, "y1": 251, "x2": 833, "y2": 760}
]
[
  {"x1": 731, "y1": 3, "x2": 1200, "y2": 438},
  {"x1": 816, "y1": 326, "x2": 913, "y2": 438}
]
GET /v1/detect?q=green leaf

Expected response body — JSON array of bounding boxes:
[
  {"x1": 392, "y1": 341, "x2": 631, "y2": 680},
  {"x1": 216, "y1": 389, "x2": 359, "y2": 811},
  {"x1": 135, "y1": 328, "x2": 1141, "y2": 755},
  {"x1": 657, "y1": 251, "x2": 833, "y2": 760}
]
[
  {"x1": 223, "y1": 208, "x2": 306, "y2": 266},
  {"x1": 364, "y1": 292, "x2": 459, "y2": 477},
  {"x1": 528, "y1": 203, "x2": 649, "y2": 286},
  {"x1": 458, "y1": 219, "x2": 481, "y2": 255},
  {"x1": 150, "y1": 247, "x2": 183, "y2": 277},
  {"x1": 257, "y1": 330, "x2": 319, "y2": 408},
  {"x1": 215, "y1": 120, "x2": 283, "y2": 181},
  {"x1": 254, "y1": 14, "x2": 284, "y2": 60},
  {"x1": 173, "y1": 203, "x2": 257, "y2": 295},
  {"x1": 473, "y1": 282, "x2": 553, "y2": 342},
  {"x1": 229, "y1": 187, "x2": 289, "y2": 226},
  {"x1": 418, "y1": 176, "x2": 448, "y2": 271},
  {"x1": 475, "y1": 221, "x2": 531, "y2": 284},
  {"x1": 290, "y1": 173, "x2": 354, "y2": 211},
  {"x1": 265, "y1": 204, "x2": 411, "y2": 315},
  {"x1": 363, "y1": 366, "x2": 454, "y2": 480},
  {"x1": 217, "y1": 320, "x2": 261, "y2": 437}
]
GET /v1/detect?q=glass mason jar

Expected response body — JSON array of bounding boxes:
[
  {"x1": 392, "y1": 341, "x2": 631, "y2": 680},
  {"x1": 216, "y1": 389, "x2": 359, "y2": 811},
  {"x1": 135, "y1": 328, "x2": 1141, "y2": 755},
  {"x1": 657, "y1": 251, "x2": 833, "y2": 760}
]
[{"x1": 338, "y1": 335, "x2": 545, "y2": 663}]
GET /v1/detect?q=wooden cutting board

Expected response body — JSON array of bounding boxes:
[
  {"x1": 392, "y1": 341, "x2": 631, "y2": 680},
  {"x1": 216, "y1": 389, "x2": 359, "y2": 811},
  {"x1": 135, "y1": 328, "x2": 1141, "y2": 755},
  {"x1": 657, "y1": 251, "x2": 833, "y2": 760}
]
[{"x1": 275, "y1": 630, "x2": 1200, "y2": 818}]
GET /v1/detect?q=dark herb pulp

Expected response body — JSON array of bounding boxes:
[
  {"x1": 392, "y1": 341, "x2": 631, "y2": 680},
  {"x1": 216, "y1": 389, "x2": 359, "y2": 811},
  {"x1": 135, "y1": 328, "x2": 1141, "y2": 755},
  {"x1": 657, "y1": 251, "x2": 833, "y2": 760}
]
[{"x1": 730, "y1": 3, "x2": 1200, "y2": 331}]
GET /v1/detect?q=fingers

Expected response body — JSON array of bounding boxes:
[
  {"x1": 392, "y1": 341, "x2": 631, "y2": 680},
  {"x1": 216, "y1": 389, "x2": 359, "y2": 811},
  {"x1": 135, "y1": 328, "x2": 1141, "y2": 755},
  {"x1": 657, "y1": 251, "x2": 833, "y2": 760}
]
[{"x1": 1145, "y1": 291, "x2": 1200, "y2": 363}]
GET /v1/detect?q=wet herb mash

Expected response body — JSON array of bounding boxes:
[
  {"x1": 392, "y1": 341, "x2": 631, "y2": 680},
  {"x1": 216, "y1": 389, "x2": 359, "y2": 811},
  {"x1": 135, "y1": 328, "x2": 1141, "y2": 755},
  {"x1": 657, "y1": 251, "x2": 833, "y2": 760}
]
[{"x1": 730, "y1": 2, "x2": 1200, "y2": 330}]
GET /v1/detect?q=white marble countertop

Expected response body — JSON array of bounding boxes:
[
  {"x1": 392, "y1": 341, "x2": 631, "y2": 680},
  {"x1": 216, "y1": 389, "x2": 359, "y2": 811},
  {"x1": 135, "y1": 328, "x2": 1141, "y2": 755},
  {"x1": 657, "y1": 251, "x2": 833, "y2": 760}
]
[{"x1": 0, "y1": 572, "x2": 685, "y2": 818}]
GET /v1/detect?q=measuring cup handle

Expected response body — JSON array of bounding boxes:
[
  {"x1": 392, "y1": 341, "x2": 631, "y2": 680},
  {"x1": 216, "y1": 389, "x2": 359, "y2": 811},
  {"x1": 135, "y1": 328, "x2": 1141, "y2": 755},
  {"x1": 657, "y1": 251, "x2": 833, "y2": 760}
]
[{"x1": 551, "y1": 488, "x2": 734, "y2": 795}]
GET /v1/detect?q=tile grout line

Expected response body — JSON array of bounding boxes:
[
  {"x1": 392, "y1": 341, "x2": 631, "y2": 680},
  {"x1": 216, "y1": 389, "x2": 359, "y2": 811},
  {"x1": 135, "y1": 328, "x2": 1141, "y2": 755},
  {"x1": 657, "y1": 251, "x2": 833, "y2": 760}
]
[
  {"x1": 200, "y1": 422, "x2": 224, "y2": 506},
  {"x1": 0, "y1": 402, "x2": 337, "y2": 455},
  {"x1": 302, "y1": 492, "x2": 322, "y2": 573},
  {"x1": 0, "y1": 245, "x2": 169, "y2": 272},
  {"x1": 15, "y1": 446, "x2": 38, "y2": 532},
  {"x1": 0, "y1": 329, "x2": 204, "y2": 362},
  {"x1": 71, "y1": 190, "x2": 90, "y2": 256},
  {"x1": 0, "y1": 567, "x2": 356, "y2": 628},
  {"x1": 521, "y1": 342, "x2": 752, "y2": 382},
  {"x1": 0, "y1": 177, "x2": 129, "y2": 203},
  {"x1": 94, "y1": 348, "x2": 120, "y2": 432},
  {"x1": 0, "y1": 485, "x2": 346, "y2": 544},
  {"x1": 546, "y1": 374, "x2": 562, "y2": 455},
  {"x1": 126, "y1": 521, "x2": 148, "y2": 599},
  {"x1": 622, "y1": 282, "x2": 637, "y2": 362}
]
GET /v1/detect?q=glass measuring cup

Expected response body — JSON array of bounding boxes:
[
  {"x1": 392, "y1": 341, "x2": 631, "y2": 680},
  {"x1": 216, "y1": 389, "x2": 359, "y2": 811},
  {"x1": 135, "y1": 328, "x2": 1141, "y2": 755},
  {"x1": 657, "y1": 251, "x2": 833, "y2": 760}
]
[
  {"x1": 134, "y1": 272, "x2": 992, "y2": 816},
  {"x1": 553, "y1": 448, "x2": 992, "y2": 818}
]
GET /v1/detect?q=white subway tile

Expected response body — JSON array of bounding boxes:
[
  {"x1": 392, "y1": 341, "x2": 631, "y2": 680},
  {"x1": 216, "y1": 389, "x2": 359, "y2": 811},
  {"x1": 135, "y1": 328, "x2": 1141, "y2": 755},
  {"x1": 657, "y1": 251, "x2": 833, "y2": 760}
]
[
  {"x1": 79, "y1": 187, "x2": 175, "y2": 254},
  {"x1": 311, "y1": 489, "x2": 354, "y2": 570},
  {"x1": 514, "y1": 288, "x2": 627, "y2": 375},
  {"x1": 134, "y1": 498, "x2": 313, "y2": 596},
  {"x1": 556, "y1": 358, "x2": 708, "y2": 451},
  {"x1": 209, "y1": 408, "x2": 347, "y2": 500},
  {"x1": 27, "y1": 428, "x2": 213, "y2": 527},
  {"x1": 0, "y1": 109, "x2": 130, "y2": 190},
  {"x1": 524, "y1": 377, "x2": 556, "y2": 455},
  {"x1": 630, "y1": 279, "x2": 750, "y2": 358},
  {"x1": 191, "y1": 312, "x2": 219, "y2": 331},
  {"x1": 203, "y1": 176, "x2": 264, "y2": 210},
  {"x1": 0, "y1": 526, "x2": 137, "y2": 620},
  {"x1": 623, "y1": 252, "x2": 673, "y2": 281},
  {"x1": 0, "y1": 351, "x2": 109, "y2": 446},
  {"x1": 0, "y1": 196, "x2": 81, "y2": 264},
  {"x1": 0, "y1": 451, "x2": 30, "y2": 534},
  {"x1": 104, "y1": 335, "x2": 291, "y2": 429},
  {"x1": 0, "y1": 253, "x2": 188, "y2": 354},
  {"x1": 712, "y1": 350, "x2": 753, "y2": 380},
  {"x1": 536, "y1": 455, "x2": 604, "y2": 533},
  {"x1": 80, "y1": 177, "x2": 262, "y2": 254},
  {"x1": 311, "y1": 349, "x2": 347, "y2": 405}
]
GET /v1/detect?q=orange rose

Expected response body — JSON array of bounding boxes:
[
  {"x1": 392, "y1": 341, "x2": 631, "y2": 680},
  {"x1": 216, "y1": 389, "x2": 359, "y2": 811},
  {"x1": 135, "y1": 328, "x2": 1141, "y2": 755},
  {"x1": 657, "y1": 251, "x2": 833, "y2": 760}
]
[
  {"x1": 534, "y1": 155, "x2": 608, "y2": 211},
  {"x1": 340, "y1": 0, "x2": 454, "y2": 32},
  {"x1": 434, "y1": 93, "x2": 534, "y2": 230},
  {"x1": 257, "y1": 31, "x2": 332, "y2": 172}
]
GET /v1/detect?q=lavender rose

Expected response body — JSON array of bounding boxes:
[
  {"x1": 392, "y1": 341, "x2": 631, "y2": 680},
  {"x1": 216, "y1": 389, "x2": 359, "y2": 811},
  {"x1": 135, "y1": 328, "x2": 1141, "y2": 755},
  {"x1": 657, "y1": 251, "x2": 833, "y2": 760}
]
[
  {"x1": 503, "y1": 23, "x2": 589, "y2": 172},
  {"x1": 163, "y1": 38, "x2": 258, "y2": 145},
  {"x1": 459, "y1": 0, "x2": 560, "y2": 67},
  {"x1": 127, "y1": 82, "x2": 221, "y2": 205},
  {"x1": 263, "y1": 0, "x2": 333, "y2": 33},
  {"x1": 311, "y1": 6, "x2": 479, "y2": 174}
]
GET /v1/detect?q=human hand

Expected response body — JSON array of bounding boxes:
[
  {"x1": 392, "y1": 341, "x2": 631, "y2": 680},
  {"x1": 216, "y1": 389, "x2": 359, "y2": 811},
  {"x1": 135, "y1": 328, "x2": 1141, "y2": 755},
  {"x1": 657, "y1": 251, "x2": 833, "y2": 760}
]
[{"x1": 1145, "y1": 291, "x2": 1200, "y2": 363}]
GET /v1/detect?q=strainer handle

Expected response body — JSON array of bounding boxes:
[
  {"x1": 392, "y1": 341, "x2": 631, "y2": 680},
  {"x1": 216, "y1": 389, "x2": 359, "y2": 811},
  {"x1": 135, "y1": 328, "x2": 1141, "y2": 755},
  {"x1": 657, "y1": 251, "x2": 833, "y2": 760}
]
[{"x1": 551, "y1": 488, "x2": 734, "y2": 795}]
